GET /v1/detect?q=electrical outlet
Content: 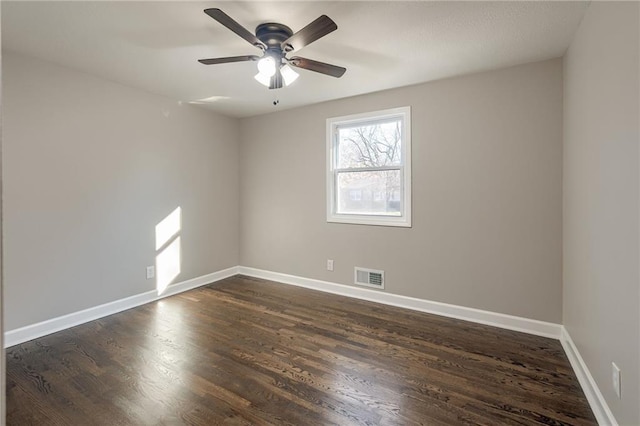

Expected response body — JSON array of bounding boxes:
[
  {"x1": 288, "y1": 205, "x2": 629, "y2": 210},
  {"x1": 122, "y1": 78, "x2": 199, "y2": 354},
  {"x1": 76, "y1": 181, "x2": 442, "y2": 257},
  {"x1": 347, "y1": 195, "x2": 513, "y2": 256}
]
[
  {"x1": 327, "y1": 259, "x2": 334, "y2": 271},
  {"x1": 612, "y1": 362, "x2": 621, "y2": 398},
  {"x1": 146, "y1": 265, "x2": 155, "y2": 279}
]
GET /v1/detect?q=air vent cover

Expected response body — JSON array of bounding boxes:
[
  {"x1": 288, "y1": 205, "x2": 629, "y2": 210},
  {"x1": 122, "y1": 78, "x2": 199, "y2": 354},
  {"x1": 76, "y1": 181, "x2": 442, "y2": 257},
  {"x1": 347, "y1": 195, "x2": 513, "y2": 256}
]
[{"x1": 354, "y1": 267, "x2": 385, "y2": 289}]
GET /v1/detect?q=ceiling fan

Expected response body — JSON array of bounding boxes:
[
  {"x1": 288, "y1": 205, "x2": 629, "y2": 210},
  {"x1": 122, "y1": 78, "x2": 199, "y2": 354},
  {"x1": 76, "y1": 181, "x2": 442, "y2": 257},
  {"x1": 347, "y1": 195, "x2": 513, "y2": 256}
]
[{"x1": 198, "y1": 8, "x2": 346, "y2": 90}]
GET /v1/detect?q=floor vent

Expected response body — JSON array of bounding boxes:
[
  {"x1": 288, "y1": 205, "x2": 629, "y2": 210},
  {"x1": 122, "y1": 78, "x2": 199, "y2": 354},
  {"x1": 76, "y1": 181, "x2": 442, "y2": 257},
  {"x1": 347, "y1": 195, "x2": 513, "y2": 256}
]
[{"x1": 354, "y1": 267, "x2": 385, "y2": 289}]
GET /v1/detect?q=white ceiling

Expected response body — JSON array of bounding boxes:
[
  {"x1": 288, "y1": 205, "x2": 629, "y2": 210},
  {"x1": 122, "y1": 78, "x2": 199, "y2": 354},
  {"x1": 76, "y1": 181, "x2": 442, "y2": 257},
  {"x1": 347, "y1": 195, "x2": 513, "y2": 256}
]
[{"x1": 2, "y1": 1, "x2": 588, "y2": 118}]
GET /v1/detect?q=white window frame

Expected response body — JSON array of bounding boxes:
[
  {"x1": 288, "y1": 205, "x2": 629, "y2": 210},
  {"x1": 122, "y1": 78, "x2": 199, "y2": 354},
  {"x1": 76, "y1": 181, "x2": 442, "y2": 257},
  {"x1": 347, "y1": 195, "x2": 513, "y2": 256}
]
[{"x1": 326, "y1": 106, "x2": 412, "y2": 227}]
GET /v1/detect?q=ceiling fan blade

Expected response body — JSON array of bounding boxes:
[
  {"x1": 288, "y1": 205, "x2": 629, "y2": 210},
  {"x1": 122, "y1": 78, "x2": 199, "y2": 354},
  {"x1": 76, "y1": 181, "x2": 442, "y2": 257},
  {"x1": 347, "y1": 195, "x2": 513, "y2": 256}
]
[
  {"x1": 289, "y1": 57, "x2": 346, "y2": 78},
  {"x1": 198, "y1": 55, "x2": 260, "y2": 65},
  {"x1": 204, "y1": 8, "x2": 266, "y2": 50},
  {"x1": 281, "y1": 15, "x2": 337, "y2": 52}
]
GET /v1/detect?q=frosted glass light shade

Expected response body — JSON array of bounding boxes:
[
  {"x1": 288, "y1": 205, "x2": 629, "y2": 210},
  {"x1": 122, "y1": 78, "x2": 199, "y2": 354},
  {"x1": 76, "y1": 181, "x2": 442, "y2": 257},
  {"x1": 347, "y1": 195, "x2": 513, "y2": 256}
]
[
  {"x1": 281, "y1": 65, "x2": 299, "y2": 86},
  {"x1": 254, "y1": 72, "x2": 271, "y2": 87},
  {"x1": 256, "y1": 56, "x2": 276, "y2": 77}
]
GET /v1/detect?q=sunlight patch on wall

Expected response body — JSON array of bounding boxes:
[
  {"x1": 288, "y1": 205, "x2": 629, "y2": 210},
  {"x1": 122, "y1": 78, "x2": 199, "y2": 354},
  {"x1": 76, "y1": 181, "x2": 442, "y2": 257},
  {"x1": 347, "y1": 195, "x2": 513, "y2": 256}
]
[
  {"x1": 156, "y1": 236, "x2": 181, "y2": 295},
  {"x1": 155, "y1": 206, "x2": 181, "y2": 250},
  {"x1": 155, "y1": 207, "x2": 182, "y2": 295}
]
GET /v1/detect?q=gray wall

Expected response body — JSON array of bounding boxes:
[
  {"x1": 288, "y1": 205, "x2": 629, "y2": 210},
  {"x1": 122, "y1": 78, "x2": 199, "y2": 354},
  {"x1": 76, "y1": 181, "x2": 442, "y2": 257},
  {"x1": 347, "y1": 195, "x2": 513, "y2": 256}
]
[
  {"x1": 563, "y1": 2, "x2": 640, "y2": 424},
  {"x1": 240, "y1": 58, "x2": 563, "y2": 323},
  {"x1": 3, "y1": 52, "x2": 240, "y2": 330}
]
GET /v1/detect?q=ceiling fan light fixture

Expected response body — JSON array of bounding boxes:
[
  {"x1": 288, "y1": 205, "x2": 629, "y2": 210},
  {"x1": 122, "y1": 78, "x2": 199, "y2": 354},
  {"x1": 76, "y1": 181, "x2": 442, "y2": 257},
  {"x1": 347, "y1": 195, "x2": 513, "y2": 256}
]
[
  {"x1": 256, "y1": 56, "x2": 276, "y2": 78},
  {"x1": 281, "y1": 64, "x2": 299, "y2": 86}
]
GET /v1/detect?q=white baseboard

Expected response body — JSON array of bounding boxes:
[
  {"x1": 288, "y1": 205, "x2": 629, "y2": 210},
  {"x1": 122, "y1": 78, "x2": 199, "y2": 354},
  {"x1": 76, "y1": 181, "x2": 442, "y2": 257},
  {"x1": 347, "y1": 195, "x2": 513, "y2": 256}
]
[
  {"x1": 238, "y1": 266, "x2": 562, "y2": 339},
  {"x1": 560, "y1": 327, "x2": 617, "y2": 426},
  {"x1": 4, "y1": 266, "x2": 239, "y2": 348}
]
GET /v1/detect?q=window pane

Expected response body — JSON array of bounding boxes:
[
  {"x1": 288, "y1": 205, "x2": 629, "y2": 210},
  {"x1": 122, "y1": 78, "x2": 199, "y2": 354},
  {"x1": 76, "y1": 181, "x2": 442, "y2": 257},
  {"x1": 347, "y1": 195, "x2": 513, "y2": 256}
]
[
  {"x1": 336, "y1": 170, "x2": 402, "y2": 216},
  {"x1": 337, "y1": 119, "x2": 403, "y2": 168}
]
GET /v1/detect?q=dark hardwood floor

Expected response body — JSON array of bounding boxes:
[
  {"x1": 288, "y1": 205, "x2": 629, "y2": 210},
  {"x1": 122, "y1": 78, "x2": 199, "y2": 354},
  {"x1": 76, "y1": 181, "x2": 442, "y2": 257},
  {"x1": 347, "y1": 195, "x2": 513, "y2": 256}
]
[{"x1": 6, "y1": 275, "x2": 596, "y2": 425}]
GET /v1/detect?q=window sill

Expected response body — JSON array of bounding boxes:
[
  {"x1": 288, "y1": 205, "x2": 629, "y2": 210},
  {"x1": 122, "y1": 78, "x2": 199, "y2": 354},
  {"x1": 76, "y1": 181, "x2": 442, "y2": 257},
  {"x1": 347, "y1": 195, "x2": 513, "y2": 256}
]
[{"x1": 327, "y1": 214, "x2": 411, "y2": 228}]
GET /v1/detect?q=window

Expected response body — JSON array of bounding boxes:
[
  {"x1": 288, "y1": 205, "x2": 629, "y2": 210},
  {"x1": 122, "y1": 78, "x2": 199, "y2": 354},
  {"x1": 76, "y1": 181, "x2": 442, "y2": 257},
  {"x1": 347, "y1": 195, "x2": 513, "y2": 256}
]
[{"x1": 327, "y1": 106, "x2": 411, "y2": 227}]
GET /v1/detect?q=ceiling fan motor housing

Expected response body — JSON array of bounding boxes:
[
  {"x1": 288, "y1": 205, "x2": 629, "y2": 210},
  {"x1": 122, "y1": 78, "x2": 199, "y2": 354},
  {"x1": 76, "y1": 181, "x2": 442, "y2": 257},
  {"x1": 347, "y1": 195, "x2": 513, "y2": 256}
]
[{"x1": 255, "y1": 23, "x2": 294, "y2": 51}]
